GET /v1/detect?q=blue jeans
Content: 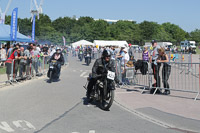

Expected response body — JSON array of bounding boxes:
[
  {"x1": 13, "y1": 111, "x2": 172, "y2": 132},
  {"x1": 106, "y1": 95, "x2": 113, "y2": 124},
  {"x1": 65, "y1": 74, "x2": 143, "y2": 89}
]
[{"x1": 56, "y1": 63, "x2": 61, "y2": 79}]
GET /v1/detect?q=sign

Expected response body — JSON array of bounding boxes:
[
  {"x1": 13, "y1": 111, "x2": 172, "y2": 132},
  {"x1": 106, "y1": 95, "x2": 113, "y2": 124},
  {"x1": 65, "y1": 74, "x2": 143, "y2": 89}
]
[
  {"x1": 32, "y1": 15, "x2": 36, "y2": 42},
  {"x1": 10, "y1": 8, "x2": 18, "y2": 41},
  {"x1": 107, "y1": 71, "x2": 115, "y2": 80}
]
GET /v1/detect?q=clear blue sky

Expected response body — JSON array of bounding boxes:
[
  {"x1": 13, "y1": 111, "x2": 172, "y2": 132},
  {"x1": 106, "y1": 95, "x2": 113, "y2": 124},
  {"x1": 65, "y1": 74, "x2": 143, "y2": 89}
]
[{"x1": 1, "y1": 0, "x2": 200, "y2": 32}]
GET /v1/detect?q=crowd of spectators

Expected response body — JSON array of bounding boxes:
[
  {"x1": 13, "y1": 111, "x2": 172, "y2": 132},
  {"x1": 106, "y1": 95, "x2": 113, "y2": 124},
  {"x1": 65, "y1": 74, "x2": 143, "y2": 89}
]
[{"x1": 0, "y1": 42, "x2": 69, "y2": 82}]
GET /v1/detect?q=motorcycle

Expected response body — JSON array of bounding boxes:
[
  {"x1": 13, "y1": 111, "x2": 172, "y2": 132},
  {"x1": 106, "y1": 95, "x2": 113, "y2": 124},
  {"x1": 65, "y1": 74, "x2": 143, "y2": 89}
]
[
  {"x1": 78, "y1": 51, "x2": 83, "y2": 61},
  {"x1": 85, "y1": 54, "x2": 91, "y2": 66},
  {"x1": 47, "y1": 60, "x2": 58, "y2": 83},
  {"x1": 84, "y1": 69, "x2": 115, "y2": 110}
]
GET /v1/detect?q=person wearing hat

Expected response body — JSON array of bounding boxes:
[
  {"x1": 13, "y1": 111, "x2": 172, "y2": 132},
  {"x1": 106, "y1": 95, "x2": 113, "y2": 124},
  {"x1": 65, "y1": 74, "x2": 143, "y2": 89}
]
[
  {"x1": 150, "y1": 40, "x2": 161, "y2": 93},
  {"x1": 122, "y1": 48, "x2": 130, "y2": 84}
]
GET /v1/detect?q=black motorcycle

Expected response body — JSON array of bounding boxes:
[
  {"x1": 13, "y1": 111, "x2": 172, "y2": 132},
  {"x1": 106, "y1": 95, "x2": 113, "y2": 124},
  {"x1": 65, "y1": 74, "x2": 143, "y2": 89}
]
[
  {"x1": 47, "y1": 60, "x2": 57, "y2": 83},
  {"x1": 85, "y1": 54, "x2": 91, "y2": 66},
  {"x1": 84, "y1": 70, "x2": 115, "y2": 110},
  {"x1": 78, "y1": 51, "x2": 83, "y2": 61}
]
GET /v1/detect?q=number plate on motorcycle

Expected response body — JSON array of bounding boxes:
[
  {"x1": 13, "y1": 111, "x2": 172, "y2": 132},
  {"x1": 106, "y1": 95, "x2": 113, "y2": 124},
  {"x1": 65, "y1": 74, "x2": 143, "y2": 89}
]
[
  {"x1": 50, "y1": 66, "x2": 53, "y2": 69},
  {"x1": 87, "y1": 54, "x2": 90, "y2": 56},
  {"x1": 107, "y1": 71, "x2": 115, "y2": 80}
]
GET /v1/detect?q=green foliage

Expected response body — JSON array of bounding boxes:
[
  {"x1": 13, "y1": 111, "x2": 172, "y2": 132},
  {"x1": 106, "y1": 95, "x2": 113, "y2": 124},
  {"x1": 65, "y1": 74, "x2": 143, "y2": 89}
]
[
  {"x1": 190, "y1": 29, "x2": 200, "y2": 43},
  {"x1": 4, "y1": 14, "x2": 199, "y2": 45}
]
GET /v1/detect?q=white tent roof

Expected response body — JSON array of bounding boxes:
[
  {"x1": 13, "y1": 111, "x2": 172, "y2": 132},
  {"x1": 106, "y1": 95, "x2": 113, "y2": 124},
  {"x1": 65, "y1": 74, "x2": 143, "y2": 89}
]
[
  {"x1": 71, "y1": 40, "x2": 94, "y2": 48},
  {"x1": 93, "y1": 40, "x2": 128, "y2": 47}
]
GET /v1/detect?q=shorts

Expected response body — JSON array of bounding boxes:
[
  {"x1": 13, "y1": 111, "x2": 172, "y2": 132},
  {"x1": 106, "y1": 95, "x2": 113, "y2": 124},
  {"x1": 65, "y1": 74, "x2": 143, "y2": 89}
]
[{"x1": 5, "y1": 62, "x2": 12, "y2": 75}]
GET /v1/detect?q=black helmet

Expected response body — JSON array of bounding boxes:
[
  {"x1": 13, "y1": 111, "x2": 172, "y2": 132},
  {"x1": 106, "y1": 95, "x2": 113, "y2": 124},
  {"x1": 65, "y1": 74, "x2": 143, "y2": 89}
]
[{"x1": 102, "y1": 49, "x2": 111, "y2": 58}]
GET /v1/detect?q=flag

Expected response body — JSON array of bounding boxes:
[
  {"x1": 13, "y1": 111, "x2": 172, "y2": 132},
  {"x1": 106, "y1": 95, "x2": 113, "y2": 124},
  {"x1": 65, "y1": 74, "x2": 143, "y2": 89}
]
[
  {"x1": 10, "y1": 8, "x2": 18, "y2": 41},
  {"x1": 32, "y1": 15, "x2": 36, "y2": 42},
  {"x1": 62, "y1": 36, "x2": 66, "y2": 46}
]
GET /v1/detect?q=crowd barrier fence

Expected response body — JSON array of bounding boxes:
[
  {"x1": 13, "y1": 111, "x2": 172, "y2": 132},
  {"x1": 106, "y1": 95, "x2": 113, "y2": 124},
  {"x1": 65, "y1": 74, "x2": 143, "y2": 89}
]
[{"x1": 0, "y1": 53, "x2": 68, "y2": 86}]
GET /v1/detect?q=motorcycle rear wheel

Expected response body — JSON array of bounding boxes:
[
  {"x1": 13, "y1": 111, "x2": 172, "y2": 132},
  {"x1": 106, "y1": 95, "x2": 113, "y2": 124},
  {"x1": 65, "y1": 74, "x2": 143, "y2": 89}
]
[{"x1": 49, "y1": 71, "x2": 53, "y2": 83}]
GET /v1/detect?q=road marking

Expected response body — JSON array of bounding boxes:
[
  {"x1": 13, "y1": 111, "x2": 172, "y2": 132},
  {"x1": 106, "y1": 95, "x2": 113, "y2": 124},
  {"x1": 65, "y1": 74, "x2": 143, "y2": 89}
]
[
  {"x1": 89, "y1": 130, "x2": 95, "y2": 133},
  {"x1": 115, "y1": 91, "x2": 133, "y2": 94},
  {"x1": 0, "y1": 120, "x2": 35, "y2": 132},
  {"x1": 13, "y1": 120, "x2": 36, "y2": 130},
  {"x1": 80, "y1": 72, "x2": 87, "y2": 77},
  {"x1": 0, "y1": 122, "x2": 14, "y2": 132},
  {"x1": 72, "y1": 131, "x2": 95, "y2": 133}
]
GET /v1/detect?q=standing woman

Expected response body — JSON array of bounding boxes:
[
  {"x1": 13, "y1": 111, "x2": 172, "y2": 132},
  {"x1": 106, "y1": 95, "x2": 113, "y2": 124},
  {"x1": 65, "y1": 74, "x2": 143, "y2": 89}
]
[
  {"x1": 142, "y1": 46, "x2": 150, "y2": 62},
  {"x1": 157, "y1": 47, "x2": 171, "y2": 95},
  {"x1": 0, "y1": 44, "x2": 7, "y2": 66}
]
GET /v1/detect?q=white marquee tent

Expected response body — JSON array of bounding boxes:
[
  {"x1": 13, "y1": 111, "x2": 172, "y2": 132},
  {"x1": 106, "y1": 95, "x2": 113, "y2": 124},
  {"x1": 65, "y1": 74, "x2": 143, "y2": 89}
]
[
  {"x1": 93, "y1": 40, "x2": 128, "y2": 48},
  {"x1": 71, "y1": 40, "x2": 94, "y2": 48}
]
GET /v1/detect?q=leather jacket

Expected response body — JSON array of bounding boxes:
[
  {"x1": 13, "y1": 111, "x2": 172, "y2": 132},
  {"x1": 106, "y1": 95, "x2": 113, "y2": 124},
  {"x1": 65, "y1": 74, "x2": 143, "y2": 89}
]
[{"x1": 92, "y1": 58, "x2": 116, "y2": 79}]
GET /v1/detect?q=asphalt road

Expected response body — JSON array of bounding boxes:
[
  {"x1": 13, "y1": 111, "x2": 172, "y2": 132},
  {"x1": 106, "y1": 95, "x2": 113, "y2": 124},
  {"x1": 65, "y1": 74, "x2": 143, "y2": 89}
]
[{"x1": 0, "y1": 56, "x2": 183, "y2": 133}]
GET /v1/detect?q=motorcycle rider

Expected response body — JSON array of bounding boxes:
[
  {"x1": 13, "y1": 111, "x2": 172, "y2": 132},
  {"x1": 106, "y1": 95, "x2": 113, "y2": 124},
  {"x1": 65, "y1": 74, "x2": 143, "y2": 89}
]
[
  {"x1": 86, "y1": 49, "x2": 119, "y2": 101},
  {"x1": 84, "y1": 47, "x2": 92, "y2": 63},
  {"x1": 48, "y1": 47, "x2": 64, "y2": 80}
]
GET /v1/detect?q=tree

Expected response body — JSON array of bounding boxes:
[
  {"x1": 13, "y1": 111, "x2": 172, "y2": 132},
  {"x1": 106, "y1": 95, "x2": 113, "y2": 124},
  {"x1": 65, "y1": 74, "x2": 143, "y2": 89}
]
[
  {"x1": 139, "y1": 21, "x2": 160, "y2": 41},
  {"x1": 190, "y1": 29, "x2": 200, "y2": 43},
  {"x1": 162, "y1": 22, "x2": 186, "y2": 44}
]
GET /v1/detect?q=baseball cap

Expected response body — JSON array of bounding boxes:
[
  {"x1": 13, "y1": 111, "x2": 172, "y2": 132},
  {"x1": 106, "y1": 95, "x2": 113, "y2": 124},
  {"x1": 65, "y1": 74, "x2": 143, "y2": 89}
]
[{"x1": 123, "y1": 48, "x2": 128, "y2": 53}]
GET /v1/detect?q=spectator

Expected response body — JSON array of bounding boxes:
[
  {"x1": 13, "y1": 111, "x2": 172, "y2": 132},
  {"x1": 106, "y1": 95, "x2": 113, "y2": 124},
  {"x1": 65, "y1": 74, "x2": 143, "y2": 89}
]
[
  {"x1": 150, "y1": 40, "x2": 161, "y2": 94},
  {"x1": 5, "y1": 47, "x2": 21, "y2": 81},
  {"x1": 19, "y1": 47, "x2": 27, "y2": 78},
  {"x1": 142, "y1": 46, "x2": 150, "y2": 62},
  {"x1": 49, "y1": 45, "x2": 55, "y2": 56},
  {"x1": 122, "y1": 48, "x2": 130, "y2": 84},
  {"x1": 110, "y1": 46, "x2": 116, "y2": 60},
  {"x1": 93, "y1": 46, "x2": 98, "y2": 59},
  {"x1": 42, "y1": 44, "x2": 49, "y2": 55},
  {"x1": 24, "y1": 46, "x2": 32, "y2": 80},
  {"x1": 0, "y1": 44, "x2": 7, "y2": 66},
  {"x1": 157, "y1": 47, "x2": 171, "y2": 95},
  {"x1": 128, "y1": 44, "x2": 134, "y2": 58},
  {"x1": 31, "y1": 44, "x2": 39, "y2": 76},
  {"x1": 7, "y1": 44, "x2": 14, "y2": 58}
]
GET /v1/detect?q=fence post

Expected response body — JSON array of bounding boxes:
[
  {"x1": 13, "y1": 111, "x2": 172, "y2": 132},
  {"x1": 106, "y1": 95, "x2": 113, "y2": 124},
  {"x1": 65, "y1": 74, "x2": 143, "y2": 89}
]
[{"x1": 195, "y1": 64, "x2": 200, "y2": 101}]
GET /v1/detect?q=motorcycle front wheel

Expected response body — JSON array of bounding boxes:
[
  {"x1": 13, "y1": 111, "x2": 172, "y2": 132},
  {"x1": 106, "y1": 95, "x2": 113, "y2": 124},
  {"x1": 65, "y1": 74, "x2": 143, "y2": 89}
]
[
  {"x1": 49, "y1": 71, "x2": 53, "y2": 83},
  {"x1": 100, "y1": 89, "x2": 114, "y2": 111}
]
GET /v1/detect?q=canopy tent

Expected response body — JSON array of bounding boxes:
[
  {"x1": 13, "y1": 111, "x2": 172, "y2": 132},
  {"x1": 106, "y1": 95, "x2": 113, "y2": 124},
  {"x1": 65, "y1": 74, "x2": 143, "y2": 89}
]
[
  {"x1": 71, "y1": 40, "x2": 94, "y2": 48},
  {"x1": 0, "y1": 24, "x2": 32, "y2": 42},
  {"x1": 93, "y1": 40, "x2": 128, "y2": 48}
]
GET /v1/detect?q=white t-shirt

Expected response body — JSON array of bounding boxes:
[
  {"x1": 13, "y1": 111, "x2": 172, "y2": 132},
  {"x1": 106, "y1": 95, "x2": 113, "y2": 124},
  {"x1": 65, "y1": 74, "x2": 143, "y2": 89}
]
[
  {"x1": 122, "y1": 53, "x2": 129, "y2": 66},
  {"x1": 50, "y1": 49, "x2": 56, "y2": 56}
]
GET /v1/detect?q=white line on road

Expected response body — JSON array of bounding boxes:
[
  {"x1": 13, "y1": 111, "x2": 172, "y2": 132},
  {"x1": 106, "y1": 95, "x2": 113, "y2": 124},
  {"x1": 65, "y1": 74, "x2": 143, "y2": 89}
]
[
  {"x1": 89, "y1": 130, "x2": 95, "y2": 133},
  {"x1": 80, "y1": 72, "x2": 87, "y2": 77},
  {"x1": 0, "y1": 122, "x2": 14, "y2": 132}
]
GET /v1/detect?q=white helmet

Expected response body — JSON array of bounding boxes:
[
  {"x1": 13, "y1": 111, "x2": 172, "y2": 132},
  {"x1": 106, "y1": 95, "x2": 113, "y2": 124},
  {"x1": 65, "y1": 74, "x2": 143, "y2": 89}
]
[{"x1": 56, "y1": 47, "x2": 61, "y2": 51}]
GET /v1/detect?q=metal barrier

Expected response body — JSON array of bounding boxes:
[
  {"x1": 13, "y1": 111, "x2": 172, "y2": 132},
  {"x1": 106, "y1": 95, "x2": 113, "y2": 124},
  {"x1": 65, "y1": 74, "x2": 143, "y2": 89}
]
[
  {"x1": 149, "y1": 62, "x2": 200, "y2": 101},
  {"x1": 115, "y1": 52, "x2": 200, "y2": 100},
  {"x1": 0, "y1": 53, "x2": 69, "y2": 87}
]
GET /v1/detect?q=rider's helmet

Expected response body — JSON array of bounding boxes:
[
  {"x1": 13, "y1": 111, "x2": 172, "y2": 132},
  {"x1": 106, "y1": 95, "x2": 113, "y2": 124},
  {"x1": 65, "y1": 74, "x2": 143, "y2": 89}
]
[
  {"x1": 102, "y1": 49, "x2": 111, "y2": 59},
  {"x1": 56, "y1": 47, "x2": 61, "y2": 53}
]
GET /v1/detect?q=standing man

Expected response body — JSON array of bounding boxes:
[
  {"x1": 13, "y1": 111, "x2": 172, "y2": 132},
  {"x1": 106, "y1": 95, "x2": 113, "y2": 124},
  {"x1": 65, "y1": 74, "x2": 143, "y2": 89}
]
[
  {"x1": 150, "y1": 40, "x2": 161, "y2": 93},
  {"x1": 19, "y1": 47, "x2": 27, "y2": 79},
  {"x1": 32, "y1": 44, "x2": 40, "y2": 76}
]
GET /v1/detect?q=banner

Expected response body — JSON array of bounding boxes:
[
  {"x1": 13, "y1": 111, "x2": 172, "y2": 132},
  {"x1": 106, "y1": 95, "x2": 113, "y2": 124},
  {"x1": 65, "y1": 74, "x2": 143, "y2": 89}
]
[
  {"x1": 10, "y1": 8, "x2": 18, "y2": 41},
  {"x1": 32, "y1": 15, "x2": 36, "y2": 42},
  {"x1": 63, "y1": 36, "x2": 66, "y2": 46}
]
